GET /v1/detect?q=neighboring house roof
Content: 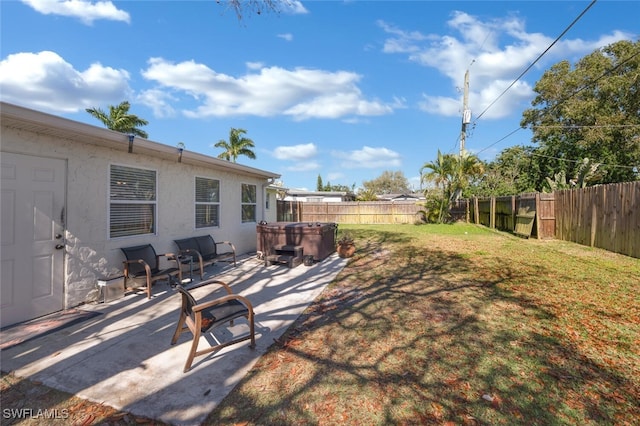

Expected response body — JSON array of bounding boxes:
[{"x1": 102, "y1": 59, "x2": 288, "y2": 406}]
[
  {"x1": 284, "y1": 190, "x2": 356, "y2": 201},
  {"x1": 377, "y1": 193, "x2": 425, "y2": 201},
  {"x1": 0, "y1": 102, "x2": 280, "y2": 181},
  {"x1": 286, "y1": 190, "x2": 354, "y2": 197}
]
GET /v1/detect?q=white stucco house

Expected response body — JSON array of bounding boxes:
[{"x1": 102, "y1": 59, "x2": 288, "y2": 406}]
[
  {"x1": 0, "y1": 102, "x2": 280, "y2": 328},
  {"x1": 283, "y1": 189, "x2": 356, "y2": 202}
]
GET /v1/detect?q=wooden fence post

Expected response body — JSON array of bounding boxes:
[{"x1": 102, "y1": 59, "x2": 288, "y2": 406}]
[
  {"x1": 490, "y1": 196, "x2": 496, "y2": 229},
  {"x1": 511, "y1": 196, "x2": 516, "y2": 232},
  {"x1": 474, "y1": 197, "x2": 479, "y2": 224}
]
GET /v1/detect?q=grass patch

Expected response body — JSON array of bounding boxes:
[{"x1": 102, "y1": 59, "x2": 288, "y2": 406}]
[
  {"x1": 1, "y1": 223, "x2": 637, "y2": 425},
  {"x1": 207, "y1": 223, "x2": 640, "y2": 425}
]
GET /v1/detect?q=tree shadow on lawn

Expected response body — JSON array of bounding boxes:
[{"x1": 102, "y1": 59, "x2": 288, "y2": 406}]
[{"x1": 206, "y1": 231, "x2": 638, "y2": 425}]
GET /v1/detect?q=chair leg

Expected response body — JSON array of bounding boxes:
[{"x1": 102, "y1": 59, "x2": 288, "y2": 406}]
[
  {"x1": 171, "y1": 312, "x2": 187, "y2": 345},
  {"x1": 184, "y1": 329, "x2": 201, "y2": 373},
  {"x1": 248, "y1": 312, "x2": 256, "y2": 348},
  {"x1": 146, "y1": 275, "x2": 152, "y2": 299}
]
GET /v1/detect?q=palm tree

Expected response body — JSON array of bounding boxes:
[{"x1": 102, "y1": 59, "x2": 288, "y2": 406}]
[
  {"x1": 420, "y1": 149, "x2": 484, "y2": 222},
  {"x1": 450, "y1": 150, "x2": 485, "y2": 201},
  {"x1": 85, "y1": 101, "x2": 149, "y2": 138},
  {"x1": 420, "y1": 150, "x2": 456, "y2": 222},
  {"x1": 420, "y1": 150, "x2": 454, "y2": 194},
  {"x1": 215, "y1": 128, "x2": 256, "y2": 162}
]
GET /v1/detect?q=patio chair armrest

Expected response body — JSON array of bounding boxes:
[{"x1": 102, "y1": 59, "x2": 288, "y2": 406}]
[
  {"x1": 192, "y1": 293, "x2": 254, "y2": 313},
  {"x1": 159, "y1": 252, "x2": 180, "y2": 268},
  {"x1": 122, "y1": 259, "x2": 151, "y2": 275},
  {"x1": 216, "y1": 241, "x2": 236, "y2": 253}
]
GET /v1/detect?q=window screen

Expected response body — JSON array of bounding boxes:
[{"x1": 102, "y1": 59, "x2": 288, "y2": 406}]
[
  {"x1": 241, "y1": 183, "x2": 256, "y2": 223},
  {"x1": 195, "y1": 177, "x2": 220, "y2": 228},
  {"x1": 109, "y1": 165, "x2": 156, "y2": 238}
]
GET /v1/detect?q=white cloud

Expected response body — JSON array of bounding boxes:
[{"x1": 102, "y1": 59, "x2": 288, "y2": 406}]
[
  {"x1": 0, "y1": 51, "x2": 131, "y2": 113},
  {"x1": 137, "y1": 89, "x2": 177, "y2": 118},
  {"x1": 418, "y1": 94, "x2": 460, "y2": 116},
  {"x1": 285, "y1": 92, "x2": 393, "y2": 120},
  {"x1": 141, "y1": 58, "x2": 396, "y2": 120},
  {"x1": 380, "y1": 12, "x2": 634, "y2": 120},
  {"x1": 327, "y1": 172, "x2": 345, "y2": 182},
  {"x1": 21, "y1": 0, "x2": 130, "y2": 25},
  {"x1": 332, "y1": 146, "x2": 402, "y2": 169},
  {"x1": 278, "y1": 33, "x2": 293, "y2": 42},
  {"x1": 246, "y1": 61, "x2": 264, "y2": 70},
  {"x1": 273, "y1": 143, "x2": 317, "y2": 160},
  {"x1": 282, "y1": 1, "x2": 308, "y2": 15},
  {"x1": 285, "y1": 161, "x2": 321, "y2": 172}
]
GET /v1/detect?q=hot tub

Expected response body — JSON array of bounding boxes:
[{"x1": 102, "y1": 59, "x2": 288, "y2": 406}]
[{"x1": 257, "y1": 222, "x2": 337, "y2": 261}]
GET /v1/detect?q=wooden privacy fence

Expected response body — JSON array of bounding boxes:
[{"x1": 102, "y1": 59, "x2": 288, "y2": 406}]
[
  {"x1": 466, "y1": 182, "x2": 639, "y2": 258},
  {"x1": 278, "y1": 200, "x2": 422, "y2": 224},
  {"x1": 466, "y1": 193, "x2": 556, "y2": 239},
  {"x1": 278, "y1": 181, "x2": 639, "y2": 258},
  {"x1": 554, "y1": 181, "x2": 639, "y2": 258}
]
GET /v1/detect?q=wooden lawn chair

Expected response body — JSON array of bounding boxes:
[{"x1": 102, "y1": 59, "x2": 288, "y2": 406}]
[{"x1": 170, "y1": 279, "x2": 255, "y2": 372}]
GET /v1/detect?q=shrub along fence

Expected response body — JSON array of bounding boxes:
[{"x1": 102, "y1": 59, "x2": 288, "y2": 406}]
[{"x1": 277, "y1": 181, "x2": 639, "y2": 258}]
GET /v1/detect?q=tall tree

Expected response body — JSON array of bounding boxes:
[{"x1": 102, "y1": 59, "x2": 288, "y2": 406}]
[
  {"x1": 85, "y1": 101, "x2": 149, "y2": 138},
  {"x1": 420, "y1": 150, "x2": 455, "y2": 222},
  {"x1": 449, "y1": 150, "x2": 485, "y2": 201},
  {"x1": 316, "y1": 174, "x2": 323, "y2": 191},
  {"x1": 521, "y1": 39, "x2": 640, "y2": 185},
  {"x1": 361, "y1": 171, "x2": 411, "y2": 194},
  {"x1": 420, "y1": 150, "x2": 453, "y2": 195},
  {"x1": 420, "y1": 150, "x2": 484, "y2": 222},
  {"x1": 471, "y1": 145, "x2": 539, "y2": 196},
  {"x1": 215, "y1": 128, "x2": 256, "y2": 163},
  {"x1": 224, "y1": 0, "x2": 282, "y2": 19}
]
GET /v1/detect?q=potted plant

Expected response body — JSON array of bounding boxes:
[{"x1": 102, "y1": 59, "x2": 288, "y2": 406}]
[{"x1": 336, "y1": 232, "x2": 356, "y2": 258}]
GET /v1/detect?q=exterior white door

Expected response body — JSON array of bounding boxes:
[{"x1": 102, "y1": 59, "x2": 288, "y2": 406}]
[{"x1": 1, "y1": 152, "x2": 66, "y2": 328}]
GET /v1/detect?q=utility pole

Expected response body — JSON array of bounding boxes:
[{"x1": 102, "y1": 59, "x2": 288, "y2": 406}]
[{"x1": 460, "y1": 69, "x2": 470, "y2": 157}]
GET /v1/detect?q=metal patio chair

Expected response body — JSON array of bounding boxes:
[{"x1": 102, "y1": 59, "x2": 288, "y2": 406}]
[
  {"x1": 120, "y1": 244, "x2": 182, "y2": 299},
  {"x1": 174, "y1": 235, "x2": 237, "y2": 279}
]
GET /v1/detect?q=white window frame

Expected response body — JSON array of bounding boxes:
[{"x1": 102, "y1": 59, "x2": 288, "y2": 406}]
[
  {"x1": 241, "y1": 183, "x2": 257, "y2": 223},
  {"x1": 195, "y1": 176, "x2": 221, "y2": 229},
  {"x1": 109, "y1": 164, "x2": 157, "y2": 239}
]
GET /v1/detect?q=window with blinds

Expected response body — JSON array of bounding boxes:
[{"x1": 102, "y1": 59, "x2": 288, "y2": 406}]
[
  {"x1": 109, "y1": 165, "x2": 157, "y2": 238},
  {"x1": 195, "y1": 177, "x2": 220, "y2": 228},
  {"x1": 241, "y1": 183, "x2": 256, "y2": 223}
]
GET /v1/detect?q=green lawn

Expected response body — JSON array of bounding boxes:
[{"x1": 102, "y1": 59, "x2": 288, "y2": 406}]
[{"x1": 207, "y1": 223, "x2": 640, "y2": 425}]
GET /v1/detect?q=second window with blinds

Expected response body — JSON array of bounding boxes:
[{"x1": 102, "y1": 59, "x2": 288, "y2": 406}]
[{"x1": 195, "y1": 177, "x2": 220, "y2": 228}]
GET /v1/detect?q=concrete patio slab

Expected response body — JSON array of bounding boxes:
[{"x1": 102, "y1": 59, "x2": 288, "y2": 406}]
[{"x1": 0, "y1": 254, "x2": 346, "y2": 425}]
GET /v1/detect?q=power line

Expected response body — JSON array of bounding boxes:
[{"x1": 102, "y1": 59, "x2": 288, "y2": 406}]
[
  {"x1": 476, "y1": 127, "x2": 524, "y2": 155},
  {"x1": 536, "y1": 48, "x2": 640, "y2": 119},
  {"x1": 477, "y1": 47, "x2": 640, "y2": 156},
  {"x1": 533, "y1": 124, "x2": 640, "y2": 129},
  {"x1": 473, "y1": 0, "x2": 597, "y2": 123},
  {"x1": 530, "y1": 152, "x2": 638, "y2": 169}
]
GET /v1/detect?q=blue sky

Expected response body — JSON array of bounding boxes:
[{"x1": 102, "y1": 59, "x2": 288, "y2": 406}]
[{"x1": 1, "y1": 1, "x2": 638, "y2": 191}]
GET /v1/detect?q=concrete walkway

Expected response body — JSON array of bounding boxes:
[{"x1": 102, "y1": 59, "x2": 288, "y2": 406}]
[{"x1": 0, "y1": 254, "x2": 347, "y2": 425}]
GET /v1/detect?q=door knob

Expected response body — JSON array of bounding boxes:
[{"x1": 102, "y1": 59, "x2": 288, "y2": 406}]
[{"x1": 55, "y1": 234, "x2": 63, "y2": 239}]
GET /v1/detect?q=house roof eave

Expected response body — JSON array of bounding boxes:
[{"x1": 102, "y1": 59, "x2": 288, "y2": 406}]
[{"x1": 0, "y1": 102, "x2": 280, "y2": 181}]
